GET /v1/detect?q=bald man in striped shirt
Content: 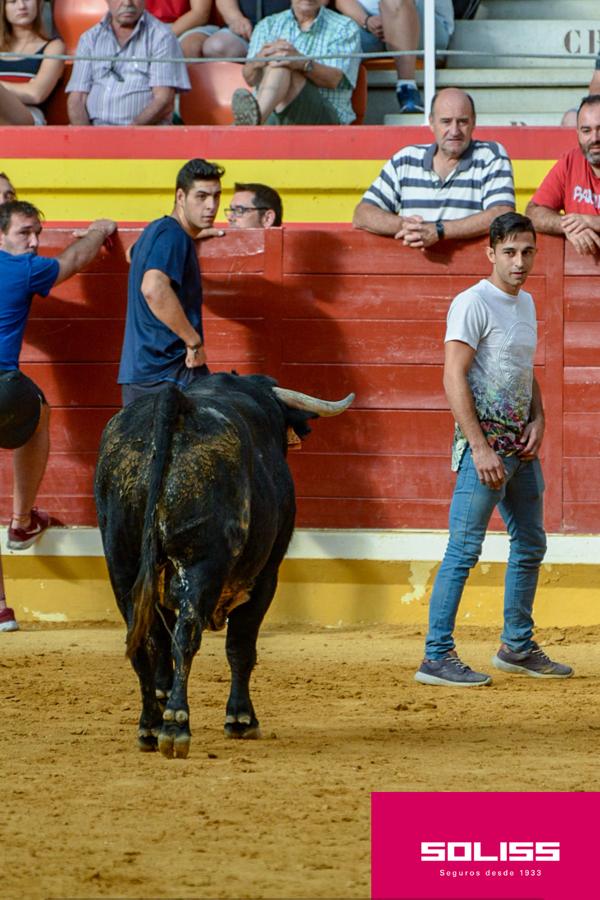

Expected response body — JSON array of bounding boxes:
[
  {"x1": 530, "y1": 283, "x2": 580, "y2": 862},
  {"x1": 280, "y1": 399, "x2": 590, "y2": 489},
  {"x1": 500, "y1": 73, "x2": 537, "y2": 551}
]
[{"x1": 353, "y1": 88, "x2": 515, "y2": 249}]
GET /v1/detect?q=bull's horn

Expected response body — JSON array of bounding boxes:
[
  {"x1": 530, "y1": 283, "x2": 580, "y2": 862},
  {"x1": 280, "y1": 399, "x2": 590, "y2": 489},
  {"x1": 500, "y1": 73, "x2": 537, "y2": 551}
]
[{"x1": 272, "y1": 387, "x2": 355, "y2": 417}]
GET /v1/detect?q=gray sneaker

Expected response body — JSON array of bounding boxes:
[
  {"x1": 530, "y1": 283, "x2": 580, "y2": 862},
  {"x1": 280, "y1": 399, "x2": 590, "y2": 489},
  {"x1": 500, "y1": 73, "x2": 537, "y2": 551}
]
[
  {"x1": 492, "y1": 642, "x2": 573, "y2": 678},
  {"x1": 232, "y1": 88, "x2": 261, "y2": 126},
  {"x1": 415, "y1": 650, "x2": 492, "y2": 687}
]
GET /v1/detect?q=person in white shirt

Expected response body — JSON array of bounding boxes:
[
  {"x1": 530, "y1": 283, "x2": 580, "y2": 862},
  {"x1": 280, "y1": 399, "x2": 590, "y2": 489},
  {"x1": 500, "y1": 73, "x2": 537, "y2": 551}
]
[{"x1": 414, "y1": 211, "x2": 573, "y2": 687}]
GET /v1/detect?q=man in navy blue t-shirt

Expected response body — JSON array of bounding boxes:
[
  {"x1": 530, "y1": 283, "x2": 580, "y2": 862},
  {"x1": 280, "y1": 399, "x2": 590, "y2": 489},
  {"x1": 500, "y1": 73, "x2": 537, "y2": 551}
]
[
  {"x1": 118, "y1": 158, "x2": 226, "y2": 407},
  {"x1": 0, "y1": 200, "x2": 116, "y2": 632}
]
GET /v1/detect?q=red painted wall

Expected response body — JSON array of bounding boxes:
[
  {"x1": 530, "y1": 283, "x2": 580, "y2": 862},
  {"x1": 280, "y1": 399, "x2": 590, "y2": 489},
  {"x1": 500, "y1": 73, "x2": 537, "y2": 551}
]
[{"x1": 2, "y1": 226, "x2": 598, "y2": 533}]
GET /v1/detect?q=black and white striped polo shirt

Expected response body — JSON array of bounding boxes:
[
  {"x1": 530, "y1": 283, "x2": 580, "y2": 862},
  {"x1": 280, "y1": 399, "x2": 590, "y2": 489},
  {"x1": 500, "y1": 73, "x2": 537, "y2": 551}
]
[{"x1": 361, "y1": 140, "x2": 515, "y2": 221}]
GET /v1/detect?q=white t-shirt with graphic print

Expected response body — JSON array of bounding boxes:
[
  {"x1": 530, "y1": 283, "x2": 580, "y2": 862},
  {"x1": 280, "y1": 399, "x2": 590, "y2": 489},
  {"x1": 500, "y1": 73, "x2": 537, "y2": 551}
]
[{"x1": 445, "y1": 278, "x2": 537, "y2": 471}]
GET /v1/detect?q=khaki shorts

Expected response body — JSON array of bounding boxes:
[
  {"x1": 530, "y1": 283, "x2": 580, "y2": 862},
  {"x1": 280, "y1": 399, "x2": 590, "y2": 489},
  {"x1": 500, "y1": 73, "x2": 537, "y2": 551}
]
[{"x1": 266, "y1": 80, "x2": 339, "y2": 125}]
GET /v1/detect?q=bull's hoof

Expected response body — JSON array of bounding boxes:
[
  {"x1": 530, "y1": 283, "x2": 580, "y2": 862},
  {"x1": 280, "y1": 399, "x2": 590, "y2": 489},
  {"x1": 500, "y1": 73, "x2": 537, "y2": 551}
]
[
  {"x1": 157, "y1": 732, "x2": 173, "y2": 758},
  {"x1": 158, "y1": 731, "x2": 190, "y2": 759},
  {"x1": 138, "y1": 729, "x2": 158, "y2": 752},
  {"x1": 158, "y1": 712, "x2": 191, "y2": 759},
  {"x1": 224, "y1": 716, "x2": 261, "y2": 740}
]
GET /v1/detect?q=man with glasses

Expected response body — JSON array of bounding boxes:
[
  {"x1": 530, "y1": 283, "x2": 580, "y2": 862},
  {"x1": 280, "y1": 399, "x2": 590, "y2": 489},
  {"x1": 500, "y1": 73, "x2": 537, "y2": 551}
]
[
  {"x1": 0, "y1": 173, "x2": 16, "y2": 205},
  {"x1": 67, "y1": 0, "x2": 190, "y2": 126},
  {"x1": 226, "y1": 182, "x2": 283, "y2": 228}
]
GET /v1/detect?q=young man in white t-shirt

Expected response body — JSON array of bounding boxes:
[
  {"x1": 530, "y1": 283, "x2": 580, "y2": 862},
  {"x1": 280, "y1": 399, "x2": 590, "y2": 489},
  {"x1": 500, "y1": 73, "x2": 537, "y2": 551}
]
[{"x1": 415, "y1": 211, "x2": 573, "y2": 687}]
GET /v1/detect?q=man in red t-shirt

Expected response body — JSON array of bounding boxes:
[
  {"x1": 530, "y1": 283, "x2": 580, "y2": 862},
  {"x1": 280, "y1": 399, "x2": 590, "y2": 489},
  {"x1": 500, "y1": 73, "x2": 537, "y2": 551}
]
[{"x1": 526, "y1": 94, "x2": 600, "y2": 255}]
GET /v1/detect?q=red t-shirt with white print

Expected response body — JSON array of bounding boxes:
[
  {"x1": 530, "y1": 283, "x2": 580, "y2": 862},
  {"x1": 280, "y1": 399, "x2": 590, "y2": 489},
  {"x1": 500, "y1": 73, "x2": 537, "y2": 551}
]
[{"x1": 531, "y1": 147, "x2": 600, "y2": 214}]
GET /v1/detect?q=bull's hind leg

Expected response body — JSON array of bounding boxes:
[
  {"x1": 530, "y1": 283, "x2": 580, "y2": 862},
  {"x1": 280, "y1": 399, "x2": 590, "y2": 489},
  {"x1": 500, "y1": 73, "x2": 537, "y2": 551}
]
[
  {"x1": 224, "y1": 566, "x2": 279, "y2": 739},
  {"x1": 158, "y1": 563, "x2": 224, "y2": 760}
]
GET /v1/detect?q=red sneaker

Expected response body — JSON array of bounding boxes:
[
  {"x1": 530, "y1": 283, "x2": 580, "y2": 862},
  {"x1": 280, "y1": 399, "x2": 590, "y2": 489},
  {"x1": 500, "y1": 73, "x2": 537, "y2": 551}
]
[
  {"x1": 7, "y1": 508, "x2": 52, "y2": 550},
  {"x1": 0, "y1": 606, "x2": 19, "y2": 632}
]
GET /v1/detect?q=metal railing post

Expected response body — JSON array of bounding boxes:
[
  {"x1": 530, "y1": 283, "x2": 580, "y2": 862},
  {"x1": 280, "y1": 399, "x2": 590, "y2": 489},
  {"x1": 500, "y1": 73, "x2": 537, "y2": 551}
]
[{"x1": 423, "y1": 0, "x2": 435, "y2": 124}]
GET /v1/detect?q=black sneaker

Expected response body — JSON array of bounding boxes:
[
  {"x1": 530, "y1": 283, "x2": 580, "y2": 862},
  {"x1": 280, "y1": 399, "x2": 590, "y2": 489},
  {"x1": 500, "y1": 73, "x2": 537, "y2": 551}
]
[
  {"x1": 492, "y1": 642, "x2": 573, "y2": 678},
  {"x1": 415, "y1": 650, "x2": 492, "y2": 687}
]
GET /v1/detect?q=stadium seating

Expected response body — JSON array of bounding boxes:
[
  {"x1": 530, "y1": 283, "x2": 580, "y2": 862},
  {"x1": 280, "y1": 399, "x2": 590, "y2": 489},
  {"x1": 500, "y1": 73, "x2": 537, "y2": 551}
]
[
  {"x1": 44, "y1": 65, "x2": 72, "y2": 125},
  {"x1": 52, "y1": 0, "x2": 106, "y2": 55},
  {"x1": 180, "y1": 61, "x2": 368, "y2": 125}
]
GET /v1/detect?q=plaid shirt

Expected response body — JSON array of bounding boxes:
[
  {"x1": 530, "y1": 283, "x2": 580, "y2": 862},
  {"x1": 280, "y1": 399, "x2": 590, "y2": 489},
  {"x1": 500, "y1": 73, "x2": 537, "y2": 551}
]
[
  {"x1": 66, "y1": 11, "x2": 190, "y2": 126},
  {"x1": 247, "y1": 7, "x2": 361, "y2": 124}
]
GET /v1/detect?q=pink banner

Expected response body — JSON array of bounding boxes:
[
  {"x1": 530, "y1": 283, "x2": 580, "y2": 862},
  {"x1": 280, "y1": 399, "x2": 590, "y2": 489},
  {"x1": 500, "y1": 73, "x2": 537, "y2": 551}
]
[{"x1": 371, "y1": 792, "x2": 596, "y2": 899}]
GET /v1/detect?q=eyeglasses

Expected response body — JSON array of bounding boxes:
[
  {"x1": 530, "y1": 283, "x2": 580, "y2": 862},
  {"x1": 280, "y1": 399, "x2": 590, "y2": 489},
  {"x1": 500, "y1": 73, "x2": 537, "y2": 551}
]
[
  {"x1": 225, "y1": 205, "x2": 269, "y2": 217},
  {"x1": 107, "y1": 60, "x2": 124, "y2": 82}
]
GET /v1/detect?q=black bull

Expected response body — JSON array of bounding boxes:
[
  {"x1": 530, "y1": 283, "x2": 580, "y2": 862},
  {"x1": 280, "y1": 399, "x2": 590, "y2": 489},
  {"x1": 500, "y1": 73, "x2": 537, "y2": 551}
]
[{"x1": 94, "y1": 372, "x2": 353, "y2": 759}]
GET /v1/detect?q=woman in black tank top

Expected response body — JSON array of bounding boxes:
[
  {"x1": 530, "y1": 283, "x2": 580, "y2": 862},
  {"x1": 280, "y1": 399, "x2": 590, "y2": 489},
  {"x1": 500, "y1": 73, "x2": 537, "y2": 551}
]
[{"x1": 0, "y1": 0, "x2": 64, "y2": 125}]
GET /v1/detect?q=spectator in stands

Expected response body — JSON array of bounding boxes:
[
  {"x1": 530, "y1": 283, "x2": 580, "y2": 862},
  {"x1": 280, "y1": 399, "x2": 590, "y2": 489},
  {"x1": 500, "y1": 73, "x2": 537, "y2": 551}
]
[
  {"x1": 0, "y1": 200, "x2": 116, "y2": 632},
  {"x1": 560, "y1": 108, "x2": 577, "y2": 128},
  {"x1": 334, "y1": 0, "x2": 454, "y2": 113},
  {"x1": 186, "y1": 0, "x2": 290, "y2": 62},
  {"x1": 226, "y1": 182, "x2": 283, "y2": 227},
  {"x1": 526, "y1": 95, "x2": 600, "y2": 257},
  {"x1": 119, "y1": 158, "x2": 225, "y2": 407},
  {"x1": 0, "y1": 172, "x2": 16, "y2": 203},
  {"x1": 230, "y1": 0, "x2": 360, "y2": 125},
  {"x1": 0, "y1": 0, "x2": 64, "y2": 125},
  {"x1": 353, "y1": 87, "x2": 515, "y2": 247},
  {"x1": 144, "y1": 0, "x2": 216, "y2": 57},
  {"x1": 66, "y1": 0, "x2": 190, "y2": 126}
]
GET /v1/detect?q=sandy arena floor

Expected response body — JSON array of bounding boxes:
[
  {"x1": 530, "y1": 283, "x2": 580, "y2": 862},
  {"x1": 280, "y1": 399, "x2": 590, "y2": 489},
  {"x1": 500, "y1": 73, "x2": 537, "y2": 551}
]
[{"x1": 2, "y1": 622, "x2": 599, "y2": 900}]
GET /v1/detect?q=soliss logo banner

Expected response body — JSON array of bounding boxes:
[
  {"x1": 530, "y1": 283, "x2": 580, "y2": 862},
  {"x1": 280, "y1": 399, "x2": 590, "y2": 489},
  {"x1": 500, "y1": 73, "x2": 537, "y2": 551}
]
[{"x1": 371, "y1": 791, "x2": 596, "y2": 899}]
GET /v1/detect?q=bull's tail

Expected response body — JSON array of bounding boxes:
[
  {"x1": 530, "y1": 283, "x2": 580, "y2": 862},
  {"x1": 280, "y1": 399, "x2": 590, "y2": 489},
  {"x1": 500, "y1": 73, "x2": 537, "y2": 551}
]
[{"x1": 126, "y1": 385, "x2": 192, "y2": 658}]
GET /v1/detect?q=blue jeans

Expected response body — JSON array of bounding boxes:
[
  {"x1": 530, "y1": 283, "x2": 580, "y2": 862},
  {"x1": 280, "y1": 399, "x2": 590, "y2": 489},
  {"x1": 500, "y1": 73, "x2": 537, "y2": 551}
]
[{"x1": 425, "y1": 448, "x2": 547, "y2": 659}]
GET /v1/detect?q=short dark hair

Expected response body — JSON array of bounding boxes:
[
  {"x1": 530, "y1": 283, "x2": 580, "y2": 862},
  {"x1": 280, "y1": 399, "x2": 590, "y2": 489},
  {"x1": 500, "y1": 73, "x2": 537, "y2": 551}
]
[
  {"x1": 577, "y1": 94, "x2": 600, "y2": 120},
  {"x1": 0, "y1": 200, "x2": 42, "y2": 233},
  {"x1": 489, "y1": 211, "x2": 536, "y2": 248},
  {"x1": 430, "y1": 89, "x2": 476, "y2": 118},
  {"x1": 176, "y1": 159, "x2": 225, "y2": 194},
  {"x1": 234, "y1": 182, "x2": 283, "y2": 226}
]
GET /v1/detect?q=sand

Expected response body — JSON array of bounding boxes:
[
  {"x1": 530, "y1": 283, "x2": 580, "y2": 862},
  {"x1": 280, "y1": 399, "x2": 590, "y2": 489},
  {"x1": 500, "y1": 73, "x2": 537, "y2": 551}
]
[{"x1": 2, "y1": 622, "x2": 599, "y2": 899}]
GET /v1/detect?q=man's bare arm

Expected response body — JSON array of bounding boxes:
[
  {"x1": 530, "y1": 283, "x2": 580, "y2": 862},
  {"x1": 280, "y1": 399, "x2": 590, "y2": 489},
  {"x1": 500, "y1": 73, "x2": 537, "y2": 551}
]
[
  {"x1": 133, "y1": 87, "x2": 175, "y2": 125},
  {"x1": 55, "y1": 219, "x2": 117, "y2": 285},
  {"x1": 141, "y1": 269, "x2": 206, "y2": 368},
  {"x1": 444, "y1": 340, "x2": 506, "y2": 488},
  {"x1": 518, "y1": 376, "x2": 545, "y2": 459},
  {"x1": 67, "y1": 92, "x2": 91, "y2": 125},
  {"x1": 352, "y1": 201, "x2": 403, "y2": 236},
  {"x1": 524, "y1": 200, "x2": 564, "y2": 235}
]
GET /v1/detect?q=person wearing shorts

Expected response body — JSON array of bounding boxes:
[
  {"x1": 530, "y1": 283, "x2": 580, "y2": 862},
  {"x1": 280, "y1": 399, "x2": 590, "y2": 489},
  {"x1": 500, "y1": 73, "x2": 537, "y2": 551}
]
[
  {"x1": 231, "y1": 0, "x2": 361, "y2": 126},
  {"x1": 0, "y1": 200, "x2": 116, "y2": 631},
  {"x1": 335, "y1": 0, "x2": 454, "y2": 112}
]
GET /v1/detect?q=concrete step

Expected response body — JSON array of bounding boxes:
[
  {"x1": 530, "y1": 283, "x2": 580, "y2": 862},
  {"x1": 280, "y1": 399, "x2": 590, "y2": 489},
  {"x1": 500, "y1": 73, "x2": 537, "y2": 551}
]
[
  {"x1": 364, "y1": 67, "x2": 587, "y2": 125},
  {"x1": 448, "y1": 19, "x2": 596, "y2": 68},
  {"x1": 366, "y1": 67, "x2": 590, "y2": 89},
  {"x1": 383, "y1": 111, "x2": 570, "y2": 126},
  {"x1": 477, "y1": 0, "x2": 599, "y2": 19}
]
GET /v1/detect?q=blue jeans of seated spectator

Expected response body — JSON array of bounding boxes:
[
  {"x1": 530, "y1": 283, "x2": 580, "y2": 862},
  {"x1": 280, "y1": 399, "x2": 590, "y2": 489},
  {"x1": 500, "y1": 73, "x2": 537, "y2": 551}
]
[{"x1": 425, "y1": 448, "x2": 547, "y2": 660}]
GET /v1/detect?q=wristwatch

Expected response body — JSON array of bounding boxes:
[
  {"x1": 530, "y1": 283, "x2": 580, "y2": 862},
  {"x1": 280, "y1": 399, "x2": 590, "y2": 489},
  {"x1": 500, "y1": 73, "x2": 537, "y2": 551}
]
[
  {"x1": 435, "y1": 220, "x2": 445, "y2": 240},
  {"x1": 304, "y1": 58, "x2": 314, "y2": 74}
]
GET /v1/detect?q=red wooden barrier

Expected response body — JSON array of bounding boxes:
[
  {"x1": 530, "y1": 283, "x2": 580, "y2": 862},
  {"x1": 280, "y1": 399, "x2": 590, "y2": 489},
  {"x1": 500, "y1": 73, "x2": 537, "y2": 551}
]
[{"x1": 0, "y1": 227, "x2": 596, "y2": 534}]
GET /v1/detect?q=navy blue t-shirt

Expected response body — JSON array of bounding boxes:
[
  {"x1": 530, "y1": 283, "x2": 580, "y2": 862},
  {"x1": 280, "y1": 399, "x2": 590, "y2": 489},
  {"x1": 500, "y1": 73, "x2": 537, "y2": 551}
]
[
  {"x1": 118, "y1": 216, "x2": 204, "y2": 385},
  {"x1": 0, "y1": 251, "x2": 60, "y2": 370}
]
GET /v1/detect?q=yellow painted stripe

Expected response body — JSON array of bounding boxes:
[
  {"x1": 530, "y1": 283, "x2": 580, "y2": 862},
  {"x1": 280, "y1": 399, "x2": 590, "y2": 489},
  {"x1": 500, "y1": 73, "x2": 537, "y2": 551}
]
[
  {"x1": 5, "y1": 555, "x2": 599, "y2": 627},
  {"x1": 4, "y1": 157, "x2": 557, "y2": 222}
]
